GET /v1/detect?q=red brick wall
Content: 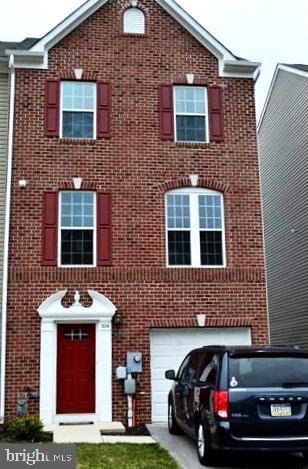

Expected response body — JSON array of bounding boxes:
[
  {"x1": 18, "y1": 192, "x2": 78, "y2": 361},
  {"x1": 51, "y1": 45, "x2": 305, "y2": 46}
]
[{"x1": 5, "y1": 0, "x2": 267, "y2": 423}]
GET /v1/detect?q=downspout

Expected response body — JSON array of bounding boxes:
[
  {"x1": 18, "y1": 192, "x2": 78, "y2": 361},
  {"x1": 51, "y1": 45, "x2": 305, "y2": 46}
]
[
  {"x1": 255, "y1": 78, "x2": 271, "y2": 345},
  {"x1": 0, "y1": 55, "x2": 15, "y2": 422}
]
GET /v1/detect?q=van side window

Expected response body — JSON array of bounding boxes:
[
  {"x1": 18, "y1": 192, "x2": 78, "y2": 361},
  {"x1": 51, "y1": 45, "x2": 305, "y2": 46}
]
[
  {"x1": 177, "y1": 355, "x2": 191, "y2": 381},
  {"x1": 199, "y1": 355, "x2": 218, "y2": 385},
  {"x1": 178, "y1": 352, "x2": 202, "y2": 383}
]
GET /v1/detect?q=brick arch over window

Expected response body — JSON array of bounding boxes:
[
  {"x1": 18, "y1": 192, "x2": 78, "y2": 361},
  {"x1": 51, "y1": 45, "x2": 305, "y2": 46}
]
[
  {"x1": 56, "y1": 71, "x2": 99, "y2": 81},
  {"x1": 158, "y1": 178, "x2": 230, "y2": 194},
  {"x1": 58, "y1": 180, "x2": 97, "y2": 190}
]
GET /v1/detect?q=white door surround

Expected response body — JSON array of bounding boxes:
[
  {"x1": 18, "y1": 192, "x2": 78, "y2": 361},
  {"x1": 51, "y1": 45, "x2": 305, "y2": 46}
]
[{"x1": 38, "y1": 290, "x2": 116, "y2": 425}]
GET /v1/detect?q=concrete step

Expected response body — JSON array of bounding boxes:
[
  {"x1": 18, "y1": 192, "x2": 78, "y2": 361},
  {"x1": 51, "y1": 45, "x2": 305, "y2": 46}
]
[
  {"x1": 44, "y1": 422, "x2": 125, "y2": 443},
  {"x1": 98, "y1": 422, "x2": 126, "y2": 434},
  {"x1": 52, "y1": 424, "x2": 102, "y2": 443}
]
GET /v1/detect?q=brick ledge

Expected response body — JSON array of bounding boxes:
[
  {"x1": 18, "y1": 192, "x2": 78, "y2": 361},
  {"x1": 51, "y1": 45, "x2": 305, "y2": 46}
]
[
  {"x1": 150, "y1": 317, "x2": 255, "y2": 328},
  {"x1": 9, "y1": 267, "x2": 265, "y2": 284}
]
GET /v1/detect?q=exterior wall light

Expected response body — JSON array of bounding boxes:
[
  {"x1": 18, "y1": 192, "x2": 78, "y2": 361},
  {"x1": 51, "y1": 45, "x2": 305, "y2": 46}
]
[
  {"x1": 18, "y1": 179, "x2": 27, "y2": 189},
  {"x1": 113, "y1": 312, "x2": 122, "y2": 325}
]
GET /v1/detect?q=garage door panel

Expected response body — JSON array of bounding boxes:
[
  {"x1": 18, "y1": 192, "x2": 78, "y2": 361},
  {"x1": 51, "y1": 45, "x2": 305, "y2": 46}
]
[
  {"x1": 151, "y1": 345, "x2": 198, "y2": 356},
  {"x1": 150, "y1": 327, "x2": 251, "y2": 422},
  {"x1": 151, "y1": 356, "x2": 188, "y2": 370}
]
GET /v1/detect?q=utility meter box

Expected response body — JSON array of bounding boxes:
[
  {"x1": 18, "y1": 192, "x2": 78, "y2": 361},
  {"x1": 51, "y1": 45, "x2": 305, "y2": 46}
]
[
  {"x1": 124, "y1": 378, "x2": 136, "y2": 395},
  {"x1": 116, "y1": 366, "x2": 127, "y2": 380},
  {"x1": 127, "y1": 352, "x2": 143, "y2": 373}
]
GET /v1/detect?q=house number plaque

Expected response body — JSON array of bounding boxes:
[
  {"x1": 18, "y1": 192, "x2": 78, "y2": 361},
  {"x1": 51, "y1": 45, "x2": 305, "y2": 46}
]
[{"x1": 101, "y1": 322, "x2": 111, "y2": 330}]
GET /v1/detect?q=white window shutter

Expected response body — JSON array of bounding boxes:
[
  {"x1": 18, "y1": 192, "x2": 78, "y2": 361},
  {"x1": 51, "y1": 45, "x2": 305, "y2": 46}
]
[{"x1": 123, "y1": 8, "x2": 145, "y2": 34}]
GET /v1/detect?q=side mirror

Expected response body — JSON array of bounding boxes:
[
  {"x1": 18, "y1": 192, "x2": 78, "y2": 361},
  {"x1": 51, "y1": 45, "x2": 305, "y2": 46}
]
[{"x1": 165, "y1": 370, "x2": 176, "y2": 381}]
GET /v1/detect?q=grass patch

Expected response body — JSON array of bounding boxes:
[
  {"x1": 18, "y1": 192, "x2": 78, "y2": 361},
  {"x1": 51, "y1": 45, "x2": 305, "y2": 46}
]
[{"x1": 76, "y1": 443, "x2": 179, "y2": 469}]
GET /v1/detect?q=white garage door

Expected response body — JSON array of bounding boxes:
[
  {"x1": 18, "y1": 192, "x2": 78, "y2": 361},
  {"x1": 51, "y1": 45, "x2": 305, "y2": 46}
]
[{"x1": 150, "y1": 327, "x2": 252, "y2": 422}]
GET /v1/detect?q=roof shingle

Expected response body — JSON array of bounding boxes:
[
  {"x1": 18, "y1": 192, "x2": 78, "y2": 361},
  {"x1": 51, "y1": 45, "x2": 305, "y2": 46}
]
[{"x1": 0, "y1": 38, "x2": 39, "y2": 58}]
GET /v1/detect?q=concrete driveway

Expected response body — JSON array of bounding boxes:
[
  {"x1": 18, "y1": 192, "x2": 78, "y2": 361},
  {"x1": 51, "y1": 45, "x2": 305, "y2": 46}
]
[{"x1": 147, "y1": 424, "x2": 307, "y2": 469}]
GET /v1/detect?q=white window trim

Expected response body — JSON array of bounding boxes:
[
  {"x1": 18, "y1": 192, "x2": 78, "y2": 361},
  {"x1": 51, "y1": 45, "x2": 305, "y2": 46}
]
[
  {"x1": 165, "y1": 187, "x2": 227, "y2": 269},
  {"x1": 60, "y1": 81, "x2": 97, "y2": 140},
  {"x1": 173, "y1": 86, "x2": 209, "y2": 144},
  {"x1": 58, "y1": 191, "x2": 97, "y2": 268}
]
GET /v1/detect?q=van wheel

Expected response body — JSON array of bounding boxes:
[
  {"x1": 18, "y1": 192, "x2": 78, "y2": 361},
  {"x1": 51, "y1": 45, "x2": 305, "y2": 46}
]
[
  {"x1": 197, "y1": 421, "x2": 216, "y2": 466},
  {"x1": 168, "y1": 400, "x2": 182, "y2": 435}
]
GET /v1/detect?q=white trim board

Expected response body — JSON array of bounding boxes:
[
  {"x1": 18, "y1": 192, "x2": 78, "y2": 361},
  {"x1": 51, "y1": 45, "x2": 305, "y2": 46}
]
[
  {"x1": 5, "y1": 0, "x2": 260, "y2": 79},
  {"x1": 0, "y1": 57, "x2": 15, "y2": 422}
]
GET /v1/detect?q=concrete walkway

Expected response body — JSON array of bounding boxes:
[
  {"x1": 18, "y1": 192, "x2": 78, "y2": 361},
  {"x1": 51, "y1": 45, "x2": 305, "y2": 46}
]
[{"x1": 147, "y1": 424, "x2": 307, "y2": 469}]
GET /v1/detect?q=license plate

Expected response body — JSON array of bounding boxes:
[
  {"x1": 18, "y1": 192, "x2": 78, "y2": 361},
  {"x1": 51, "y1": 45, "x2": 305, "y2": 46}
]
[{"x1": 270, "y1": 404, "x2": 292, "y2": 417}]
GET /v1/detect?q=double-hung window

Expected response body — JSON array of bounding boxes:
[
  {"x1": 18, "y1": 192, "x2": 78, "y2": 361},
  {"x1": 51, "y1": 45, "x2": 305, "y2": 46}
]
[
  {"x1": 61, "y1": 82, "x2": 96, "y2": 139},
  {"x1": 59, "y1": 192, "x2": 96, "y2": 266},
  {"x1": 166, "y1": 188, "x2": 226, "y2": 267},
  {"x1": 174, "y1": 86, "x2": 208, "y2": 142}
]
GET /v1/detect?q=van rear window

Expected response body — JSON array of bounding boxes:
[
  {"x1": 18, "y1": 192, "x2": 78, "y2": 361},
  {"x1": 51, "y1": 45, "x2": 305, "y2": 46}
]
[{"x1": 229, "y1": 357, "x2": 308, "y2": 388}]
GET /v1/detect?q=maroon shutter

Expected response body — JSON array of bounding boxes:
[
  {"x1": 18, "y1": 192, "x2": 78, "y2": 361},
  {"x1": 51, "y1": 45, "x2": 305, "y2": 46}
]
[
  {"x1": 160, "y1": 84, "x2": 174, "y2": 140},
  {"x1": 97, "y1": 192, "x2": 112, "y2": 266},
  {"x1": 208, "y1": 86, "x2": 224, "y2": 142},
  {"x1": 97, "y1": 83, "x2": 112, "y2": 138},
  {"x1": 45, "y1": 79, "x2": 60, "y2": 137},
  {"x1": 42, "y1": 192, "x2": 58, "y2": 266}
]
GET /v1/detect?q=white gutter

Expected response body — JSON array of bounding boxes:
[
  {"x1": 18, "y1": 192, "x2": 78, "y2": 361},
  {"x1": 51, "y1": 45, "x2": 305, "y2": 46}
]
[{"x1": 0, "y1": 54, "x2": 15, "y2": 422}]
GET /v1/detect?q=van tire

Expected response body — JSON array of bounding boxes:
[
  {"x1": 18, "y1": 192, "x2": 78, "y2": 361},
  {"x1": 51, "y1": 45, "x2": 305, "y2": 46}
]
[
  {"x1": 168, "y1": 399, "x2": 182, "y2": 435},
  {"x1": 197, "y1": 420, "x2": 216, "y2": 466}
]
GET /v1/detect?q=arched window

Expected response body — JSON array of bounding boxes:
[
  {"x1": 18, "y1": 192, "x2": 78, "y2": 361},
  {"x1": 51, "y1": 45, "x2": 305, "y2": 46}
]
[
  {"x1": 165, "y1": 188, "x2": 226, "y2": 267},
  {"x1": 123, "y1": 8, "x2": 145, "y2": 35}
]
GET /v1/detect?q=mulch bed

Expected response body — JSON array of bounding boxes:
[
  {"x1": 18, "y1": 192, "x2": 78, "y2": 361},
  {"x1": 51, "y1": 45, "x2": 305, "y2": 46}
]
[{"x1": 101, "y1": 424, "x2": 151, "y2": 437}]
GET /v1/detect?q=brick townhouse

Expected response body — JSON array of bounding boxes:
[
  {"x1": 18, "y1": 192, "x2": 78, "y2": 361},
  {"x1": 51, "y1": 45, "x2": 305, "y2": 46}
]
[{"x1": 0, "y1": 0, "x2": 268, "y2": 426}]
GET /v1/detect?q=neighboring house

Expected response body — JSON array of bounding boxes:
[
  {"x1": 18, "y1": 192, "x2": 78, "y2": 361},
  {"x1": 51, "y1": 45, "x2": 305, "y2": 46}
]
[
  {"x1": 258, "y1": 64, "x2": 308, "y2": 350},
  {"x1": 0, "y1": 42, "x2": 21, "y2": 415},
  {"x1": 1, "y1": 0, "x2": 267, "y2": 426}
]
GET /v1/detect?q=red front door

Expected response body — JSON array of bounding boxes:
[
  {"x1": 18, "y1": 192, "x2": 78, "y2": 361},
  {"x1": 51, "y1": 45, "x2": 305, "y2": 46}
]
[{"x1": 57, "y1": 324, "x2": 95, "y2": 414}]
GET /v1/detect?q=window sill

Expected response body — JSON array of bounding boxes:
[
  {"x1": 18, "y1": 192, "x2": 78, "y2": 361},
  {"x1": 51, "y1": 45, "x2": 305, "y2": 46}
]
[
  {"x1": 122, "y1": 33, "x2": 148, "y2": 38},
  {"x1": 59, "y1": 138, "x2": 96, "y2": 145},
  {"x1": 58, "y1": 265, "x2": 96, "y2": 269},
  {"x1": 174, "y1": 141, "x2": 210, "y2": 148},
  {"x1": 167, "y1": 265, "x2": 226, "y2": 269}
]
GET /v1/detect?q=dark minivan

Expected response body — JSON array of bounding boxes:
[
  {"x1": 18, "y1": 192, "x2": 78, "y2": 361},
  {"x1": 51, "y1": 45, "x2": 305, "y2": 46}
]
[{"x1": 165, "y1": 346, "x2": 308, "y2": 466}]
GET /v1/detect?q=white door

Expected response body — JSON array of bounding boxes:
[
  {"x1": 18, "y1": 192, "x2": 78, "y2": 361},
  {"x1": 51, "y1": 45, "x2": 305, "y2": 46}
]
[{"x1": 150, "y1": 327, "x2": 252, "y2": 422}]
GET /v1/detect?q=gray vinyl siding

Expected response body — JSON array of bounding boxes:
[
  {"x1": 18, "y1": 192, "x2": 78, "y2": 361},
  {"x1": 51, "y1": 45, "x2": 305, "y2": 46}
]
[
  {"x1": 258, "y1": 69, "x2": 308, "y2": 349},
  {"x1": 0, "y1": 73, "x2": 9, "y2": 363}
]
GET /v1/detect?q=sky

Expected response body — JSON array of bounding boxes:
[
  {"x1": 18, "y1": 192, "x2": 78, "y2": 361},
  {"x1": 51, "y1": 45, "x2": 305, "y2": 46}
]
[{"x1": 1, "y1": 0, "x2": 308, "y2": 119}]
